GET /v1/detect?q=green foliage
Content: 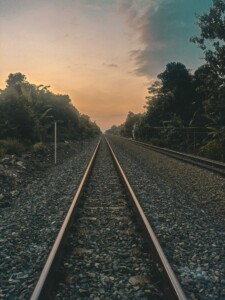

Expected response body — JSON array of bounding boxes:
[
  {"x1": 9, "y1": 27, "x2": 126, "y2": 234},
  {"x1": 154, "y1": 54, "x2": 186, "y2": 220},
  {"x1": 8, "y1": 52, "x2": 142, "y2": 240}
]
[
  {"x1": 0, "y1": 148, "x2": 4, "y2": 158},
  {"x1": 105, "y1": 124, "x2": 124, "y2": 136},
  {"x1": 0, "y1": 88, "x2": 37, "y2": 141},
  {"x1": 133, "y1": 62, "x2": 198, "y2": 148},
  {"x1": 0, "y1": 139, "x2": 25, "y2": 156},
  {"x1": 6, "y1": 73, "x2": 26, "y2": 87},
  {"x1": 145, "y1": 64, "x2": 191, "y2": 131},
  {"x1": 33, "y1": 142, "x2": 47, "y2": 153},
  {"x1": 79, "y1": 115, "x2": 101, "y2": 139},
  {"x1": 191, "y1": 0, "x2": 225, "y2": 121},
  {"x1": 149, "y1": 138, "x2": 167, "y2": 147},
  {"x1": 120, "y1": 112, "x2": 142, "y2": 138},
  {"x1": 0, "y1": 73, "x2": 101, "y2": 149},
  {"x1": 198, "y1": 140, "x2": 224, "y2": 161},
  {"x1": 154, "y1": 62, "x2": 195, "y2": 124},
  {"x1": 191, "y1": 0, "x2": 225, "y2": 78}
]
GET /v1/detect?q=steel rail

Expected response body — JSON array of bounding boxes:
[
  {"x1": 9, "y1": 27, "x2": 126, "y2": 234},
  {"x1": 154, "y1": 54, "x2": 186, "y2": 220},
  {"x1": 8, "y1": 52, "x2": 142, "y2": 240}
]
[
  {"x1": 120, "y1": 137, "x2": 225, "y2": 176},
  {"x1": 105, "y1": 136, "x2": 187, "y2": 300},
  {"x1": 30, "y1": 136, "x2": 102, "y2": 300}
]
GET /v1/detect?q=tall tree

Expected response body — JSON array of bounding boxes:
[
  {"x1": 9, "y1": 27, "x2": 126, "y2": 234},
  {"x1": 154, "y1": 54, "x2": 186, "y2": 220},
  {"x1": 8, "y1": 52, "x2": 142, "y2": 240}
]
[
  {"x1": 157, "y1": 62, "x2": 195, "y2": 124},
  {"x1": 191, "y1": 0, "x2": 225, "y2": 116},
  {"x1": 191, "y1": 0, "x2": 225, "y2": 155},
  {"x1": 191, "y1": 0, "x2": 225, "y2": 79}
]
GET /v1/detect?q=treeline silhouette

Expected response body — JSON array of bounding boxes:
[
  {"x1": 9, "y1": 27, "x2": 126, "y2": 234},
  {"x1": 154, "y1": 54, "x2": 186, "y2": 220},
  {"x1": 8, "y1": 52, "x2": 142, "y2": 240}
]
[
  {"x1": 0, "y1": 73, "x2": 100, "y2": 155},
  {"x1": 106, "y1": 0, "x2": 225, "y2": 162}
]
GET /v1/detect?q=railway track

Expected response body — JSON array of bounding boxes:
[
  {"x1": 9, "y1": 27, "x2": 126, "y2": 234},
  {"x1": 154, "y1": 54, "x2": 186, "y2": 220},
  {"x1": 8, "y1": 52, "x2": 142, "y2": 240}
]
[
  {"x1": 124, "y1": 138, "x2": 225, "y2": 176},
  {"x1": 30, "y1": 136, "x2": 186, "y2": 300}
]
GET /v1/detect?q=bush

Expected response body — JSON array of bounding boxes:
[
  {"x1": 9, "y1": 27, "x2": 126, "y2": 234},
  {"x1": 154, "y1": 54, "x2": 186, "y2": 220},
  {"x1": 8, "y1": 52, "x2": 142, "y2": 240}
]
[
  {"x1": 33, "y1": 142, "x2": 47, "y2": 153},
  {"x1": 0, "y1": 148, "x2": 4, "y2": 158},
  {"x1": 149, "y1": 138, "x2": 167, "y2": 147},
  {"x1": 0, "y1": 139, "x2": 25, "y2": 156},
  {"x1": 198, "y1": 140, "x2": 224, "y2": 161}
]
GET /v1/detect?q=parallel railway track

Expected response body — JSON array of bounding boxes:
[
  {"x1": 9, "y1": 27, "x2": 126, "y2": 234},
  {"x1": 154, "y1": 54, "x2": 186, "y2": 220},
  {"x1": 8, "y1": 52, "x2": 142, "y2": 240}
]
[
  {"x1": 30, "y1": 136, "x2": 186, "y2": 300},
  {"x1": 124, "y1": 138, "x2": 225, "y2": 177}
]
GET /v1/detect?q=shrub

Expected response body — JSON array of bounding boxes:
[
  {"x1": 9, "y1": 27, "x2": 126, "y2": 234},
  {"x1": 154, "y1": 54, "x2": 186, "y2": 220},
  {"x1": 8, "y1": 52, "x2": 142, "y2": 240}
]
[
  {"x1": 0, "y1": 148, "x2": 4, "y2": 158},
  {"x1": 0, "y1": 139, "x2": 25, "y2": 156},
  {"x1": 33, "y1": 142, "x2": 47, "y2": 153},
  {"x1": 198, "y1": 140, "x2": 224, "y2": 161},
  {"x1": 149, "y1": 138, "x2": 167, "y2": 147}
]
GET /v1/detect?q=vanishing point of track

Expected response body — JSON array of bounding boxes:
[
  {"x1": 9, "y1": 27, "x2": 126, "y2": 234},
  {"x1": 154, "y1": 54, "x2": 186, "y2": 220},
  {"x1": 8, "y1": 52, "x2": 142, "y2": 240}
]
[{"x1": 30, "y1": 136, "x2": 187, "y2": 300}]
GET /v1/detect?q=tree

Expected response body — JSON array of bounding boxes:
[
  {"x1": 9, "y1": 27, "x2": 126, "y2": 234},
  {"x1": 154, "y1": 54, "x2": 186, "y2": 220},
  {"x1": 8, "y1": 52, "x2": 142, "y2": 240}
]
[
  {"x1": 134, "y1": 63, "x2": 199, "y2": 149},
  {"x1": 190, "y1": 64, "x2": 213, "y2": 126},
  {"x1": 157, "y1": 62, "x2": 195, "y2": 123},
  {"x1": 145, "y1": 80, "x2": 173, "y2": 127},
  {"x1": 107, "y1": 1, "x2": 225, "y2": 160},
  {"x1": 121, "y1": 112, "x2": 142, "y2": 138},
  {"x1": 191, "y1": 0, "x2": 225, "y2": 79},
  {"x1": 105, "y1": 125, "x2": 123, "y2": 135},
  {"x1": 191, "y1": 0, "x2": 225, "y2": 142},
  {"x1": 6, "y1": 73, "x2": 27, "y2": 88},
  {"x1": 0, "y1": 88, "x2": 37, "y2": 141},
  {"x1": 144, "y1": 63, "x2": 196, "y2": 130},
  {"x1": 0, "y1": 73, "x2": 101, "y2": 145},
  {"x1": 191, "y1": 0, "x2": 225, "y2": 117}
]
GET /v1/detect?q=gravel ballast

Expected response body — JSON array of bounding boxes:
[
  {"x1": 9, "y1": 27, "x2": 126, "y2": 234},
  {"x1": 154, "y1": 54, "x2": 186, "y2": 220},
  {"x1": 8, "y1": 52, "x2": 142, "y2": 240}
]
[
  {"x1": 107, "y1": 135, "x2": 225, "y2": 300},
  {"x1": 0, "y1": 137, "x2": 99, "y2": 299},
  {"x1": 54, "y1": 138, "x2": 164, "y2": 300}
]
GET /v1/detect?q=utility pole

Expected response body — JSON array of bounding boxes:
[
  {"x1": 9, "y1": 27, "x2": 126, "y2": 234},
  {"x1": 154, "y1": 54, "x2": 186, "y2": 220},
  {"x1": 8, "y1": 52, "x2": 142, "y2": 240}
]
[
  {"x1": 54, "y1": 121, "x2": 57, "y2": 164},
  {"x1": 193, "y1": 129, "x2": 196, "y2": 152}
]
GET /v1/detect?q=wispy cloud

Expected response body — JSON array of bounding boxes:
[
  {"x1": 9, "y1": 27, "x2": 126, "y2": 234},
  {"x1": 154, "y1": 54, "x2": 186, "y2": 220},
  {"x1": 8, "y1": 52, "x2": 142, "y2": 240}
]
[
  {"x1": 118, "y1": 0, "x2": 207, "y2": 78},
  {"x1": 117, "y1": 0, "x2": 167, "y2": 77},
  {"x1": 118, "y1": 0, "x2": 162, "y2": 29},
  {"x1": 103, "y1": 63, "x2": 118, "y2": 68}
]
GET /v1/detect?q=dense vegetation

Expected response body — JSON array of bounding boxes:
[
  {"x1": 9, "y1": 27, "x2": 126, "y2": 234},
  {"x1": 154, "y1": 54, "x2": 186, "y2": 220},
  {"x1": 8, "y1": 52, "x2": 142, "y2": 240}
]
[
  {"x1": 0, "y1": 73, "x2": 100, "y2": 156},
  {"x1": 106, "y1": 0, "x2": 225, "y2": 161}
]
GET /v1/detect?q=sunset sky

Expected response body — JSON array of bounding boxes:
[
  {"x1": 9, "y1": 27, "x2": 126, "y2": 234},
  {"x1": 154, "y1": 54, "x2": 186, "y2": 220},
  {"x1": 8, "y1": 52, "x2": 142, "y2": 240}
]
[{"x1": 0, "y1": 0, "x2": 212, "y2": 130}]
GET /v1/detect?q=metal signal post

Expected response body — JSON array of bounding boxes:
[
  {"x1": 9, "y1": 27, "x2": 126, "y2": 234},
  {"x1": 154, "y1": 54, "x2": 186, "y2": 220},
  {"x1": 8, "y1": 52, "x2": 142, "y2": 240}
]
[{"x1": 54, "y1": 121, "x2": 57, "y2": 164}]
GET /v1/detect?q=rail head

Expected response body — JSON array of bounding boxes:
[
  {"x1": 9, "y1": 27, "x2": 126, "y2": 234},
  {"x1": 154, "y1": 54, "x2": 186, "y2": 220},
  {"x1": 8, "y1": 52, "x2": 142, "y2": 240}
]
[
  {"x1": 30, "y1": 136, "x2": 102, "y2": 300},
  {"x1": 112, "y1": 135, "x2": 225, "y2": 175},
  {"x1": 105, "y1": 136, "x2": 187, "y2": 300},
  {"x1": 134, "y1": 139, "x2": 225, "y2": 167}
]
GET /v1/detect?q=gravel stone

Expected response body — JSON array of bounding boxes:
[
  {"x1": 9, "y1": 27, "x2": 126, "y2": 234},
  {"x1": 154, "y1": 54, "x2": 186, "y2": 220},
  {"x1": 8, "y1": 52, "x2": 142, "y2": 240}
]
[
  {"x1": 54, "y1": 139, "x2": 164, "y2": 299},
  {"x1": 0, "y1": 137, "x2": 99, "y2": 299},
  {"x1": 108, "y1": 135, "x2": 225, "y2": 300}
]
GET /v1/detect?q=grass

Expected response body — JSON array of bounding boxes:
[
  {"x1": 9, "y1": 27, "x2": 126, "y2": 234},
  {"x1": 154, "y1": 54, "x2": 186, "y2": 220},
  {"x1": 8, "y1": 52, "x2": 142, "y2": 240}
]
[{"x1": 0, "y1": 139, "x2": 25, "y2": 157}]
